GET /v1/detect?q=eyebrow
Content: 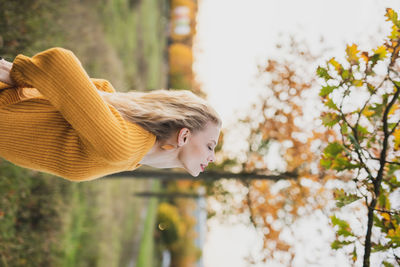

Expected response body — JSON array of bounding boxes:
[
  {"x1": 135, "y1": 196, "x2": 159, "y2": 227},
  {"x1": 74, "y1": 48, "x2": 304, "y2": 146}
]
[{"x1": 211, "y1": 140, "x2": 217, "y2": 145}]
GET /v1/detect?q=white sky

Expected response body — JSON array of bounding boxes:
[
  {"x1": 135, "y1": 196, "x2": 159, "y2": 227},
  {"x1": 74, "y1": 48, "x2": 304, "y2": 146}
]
[{"x1": 193, "y1": 1, "x2": 400, "y2": 267}]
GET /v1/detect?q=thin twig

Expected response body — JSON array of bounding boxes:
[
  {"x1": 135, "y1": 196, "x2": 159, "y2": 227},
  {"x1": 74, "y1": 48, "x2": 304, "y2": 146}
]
[{"x1": 374, "y1": 208, "x2": 400, "y2": 215}]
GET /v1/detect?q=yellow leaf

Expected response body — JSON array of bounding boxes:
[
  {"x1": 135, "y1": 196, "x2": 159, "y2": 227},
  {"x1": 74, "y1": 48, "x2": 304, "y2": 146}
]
[
  {"x1": 382, "y1": 212, "x2": 391, "y2": 221},
  {"x1": 329, "y1": 57, "x2": 342, "y2": 73},
  {"x1": 353, "y1": 80, "x2": 363, "y2": 87},
  {"x1": 394, "y1": 128, "x2": 400, "y2": 150},
  {"x1": 388, "y1": 229, "x2": 395, "y2": 237},
  {"x1": 386, "y1": 8, "x2": 395, "y2": 22},
  {"x1": 389, "y1": 103, "x2": 399, "y2": 116},
  {"x1": 373, "y1": 46, "x2": 387, "y2": 59},
  {"x1": 346, "y1": 44, "x2": 360, "y2": 64},
  {"x1": 362, "y1": 106, "x2": 374, "y2": 117}
]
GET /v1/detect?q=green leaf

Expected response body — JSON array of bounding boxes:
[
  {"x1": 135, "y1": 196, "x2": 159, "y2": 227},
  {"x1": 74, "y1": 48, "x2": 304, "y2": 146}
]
[
  {"x1": 324, "y1": 98, "x2": 338, "y2": 110},
  {"x1": 373, "y1": 213, "x2": 387, "y2": 231},
  {"x1": 317, "y1": 66, "x2": 332, "y2": 80},
  {"x1": 372, "y1": 244, "x2": 389, "y2": 253},
  {"x1": 320, "y1": 86, "x2": 336, "y2": 97},
  {"x1": 324, "y1": 142, "x2": 344, "y2": 157},
  {"x1": 341, "y1": 123, "x2": 348, "y2": 134},
  {"x1": 341, "y1": 69, "x2": 351, "y2": 80},
  {"x1": 337, "y1": 228, "x2": 354, "y2": 237},
  {"x1": 356, "y1": 125, "x2": 369, "y2": 140},
  {"x1": 392, "y1": 80, "x2": 400, "y2": 90},
  {"x1": 370, "y1": 103, "x2": 384, "y2": 117},
  {"x1": 352, "y1": 246, "x2": 357, "y2": 262},
  {"x1": 334, "y1": 189, "x2": 361, "y2": 208},
  {"x1": 320, "y1": 158, "x2": 332, "y2": 169},
  {"x1": 389, "y1": 176, "x2": 400, "y2": 187},
  {"x1": 331, "y1": 240, "x2": 353, "y2": 250},
  {"x1": 322, "y1": 113, "x2": 340, "y2": 127},
  {"x1": 348, "y1": 134, "x2": 362, "y2": 151},
  {"x1": 331, "y1": 215, "x2": 350, "y2": 229},
  {"x1": 382, "y1": 261, "x2": 394, "y2": 267},
  {"x1": 378, "y1": 192, "x2": 391, "y2": 210}
]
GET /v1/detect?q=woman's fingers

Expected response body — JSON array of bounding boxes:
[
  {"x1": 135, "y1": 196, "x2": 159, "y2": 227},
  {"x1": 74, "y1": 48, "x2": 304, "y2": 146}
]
[
  {"x1": 0, "y1": 58, "x2": 13, "y2": 71},
  {"x1": 0, "y1": 59, "x2": 14, "y2": 86}
]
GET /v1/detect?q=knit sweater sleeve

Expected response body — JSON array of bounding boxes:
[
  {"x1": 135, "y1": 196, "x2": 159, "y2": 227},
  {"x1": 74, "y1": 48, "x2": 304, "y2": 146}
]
[
  {"x1": 91, "y1": 78, "x2": 116, "y2": 93},
  {"x1": 10, "y1": 47, "x2": 155, "y2": 163}
]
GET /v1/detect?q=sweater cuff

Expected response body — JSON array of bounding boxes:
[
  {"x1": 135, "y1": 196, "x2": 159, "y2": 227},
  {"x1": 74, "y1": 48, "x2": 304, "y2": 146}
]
[{"x1": 10, "y1": 54, "x2": 34, "y2": 88}]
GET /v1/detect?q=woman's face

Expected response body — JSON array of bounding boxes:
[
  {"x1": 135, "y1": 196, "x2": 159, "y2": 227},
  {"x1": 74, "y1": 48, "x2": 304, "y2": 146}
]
[{"x1": 178, "y1": 122, "x2": 220, "y2": 177}]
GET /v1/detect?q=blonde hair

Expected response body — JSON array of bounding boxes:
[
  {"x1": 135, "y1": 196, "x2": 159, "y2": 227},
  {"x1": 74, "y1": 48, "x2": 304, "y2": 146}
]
[{"x1": 98, "y1": 89, "x2": 221, "y2": 141}]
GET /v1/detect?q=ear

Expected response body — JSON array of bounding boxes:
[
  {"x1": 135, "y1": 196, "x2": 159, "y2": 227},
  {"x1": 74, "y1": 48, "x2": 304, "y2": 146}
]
[{"x1": 177, "y1": 128, "x2": 191, "y2": 147}]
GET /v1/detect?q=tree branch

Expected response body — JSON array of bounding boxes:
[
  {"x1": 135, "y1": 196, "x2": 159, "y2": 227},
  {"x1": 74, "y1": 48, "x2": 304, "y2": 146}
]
[{"x1": 374, "y1": 208, "x2": 400, "y2": 215}]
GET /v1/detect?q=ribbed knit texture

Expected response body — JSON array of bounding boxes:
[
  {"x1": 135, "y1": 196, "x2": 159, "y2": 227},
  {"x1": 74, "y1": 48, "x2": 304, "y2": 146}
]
[{"x1": 0, "y1": 47, "x2": 156, "y2": 181}]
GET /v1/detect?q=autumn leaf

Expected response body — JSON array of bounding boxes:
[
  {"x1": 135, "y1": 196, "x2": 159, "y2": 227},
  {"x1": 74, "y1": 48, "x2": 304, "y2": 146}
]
[
  {"x1": 346, "y1": 44, "x2": 360, "y2": 65},
  {"x1": 394, "y1": 128, "x2": 400, "y2": 150},
  {"x1": 362, "y1": 106, "x2": 375, "y2": 117},
  {"x1": 386, "y1": 8, "x2": 400, "y2": 28},
  {"x1": 372, "y1": 45, "x2": 387, "y2": 60},
  {"x1": 388, "y1": 103, "x2": 399, "y2": 116},
  {"x1": 352, "y1": 246, "x2": 357, "y2": 262},
  {"x1": 389, "y1": 24, "x2": 400, "y2": 40},
  {"x1": 352, "y1": 79, "x2": 363, "y2": 87},
  {"x1": 361, "y1": 51, "x2": 369, "y2": 63},
  {"x1": 381, "y1": 212, "x2": 391, "y2": 221},
  {"x1": 329, "y1": 57, "x2": 343, "y2": 73}
]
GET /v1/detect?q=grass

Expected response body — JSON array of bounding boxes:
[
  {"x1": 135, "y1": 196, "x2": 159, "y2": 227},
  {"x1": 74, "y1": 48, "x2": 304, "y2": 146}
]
[
  {"x1": 57, "y1": 178, "x2": 153, "y2": 267},
  {"x1": 136, "y1": 180, "x2": 161, "y2": 267},
  {"x1": 0, "y1": 0, "x2": 168, "y2": 266}
]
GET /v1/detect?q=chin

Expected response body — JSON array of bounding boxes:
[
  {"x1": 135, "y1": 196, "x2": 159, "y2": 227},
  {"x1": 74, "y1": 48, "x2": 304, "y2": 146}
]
[{"x1": 186, "y1": 168, "x2": 200, "y2": 177}]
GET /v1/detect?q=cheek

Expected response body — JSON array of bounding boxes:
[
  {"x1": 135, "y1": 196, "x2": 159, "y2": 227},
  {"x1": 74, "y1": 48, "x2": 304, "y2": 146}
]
[{"x1": 180, "y1": 142, "x2": 204, "y2": 167}]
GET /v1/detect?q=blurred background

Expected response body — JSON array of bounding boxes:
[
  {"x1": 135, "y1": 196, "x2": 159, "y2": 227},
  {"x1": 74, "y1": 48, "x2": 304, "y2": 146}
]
[{"x1": 1, "y1": 0, "x2": 400, "y2": 267}]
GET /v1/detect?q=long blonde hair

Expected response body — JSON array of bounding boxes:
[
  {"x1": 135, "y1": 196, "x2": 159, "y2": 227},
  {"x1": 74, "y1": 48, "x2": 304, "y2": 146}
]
[{"x1": 98, "y1": 89, "x2": 221, "y2": 141}]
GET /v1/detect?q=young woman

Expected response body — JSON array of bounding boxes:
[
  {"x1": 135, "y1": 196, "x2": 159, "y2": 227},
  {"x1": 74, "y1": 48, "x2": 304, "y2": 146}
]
[{"x1": 0, "y1": 47, "x2": 221, "y2": 181}]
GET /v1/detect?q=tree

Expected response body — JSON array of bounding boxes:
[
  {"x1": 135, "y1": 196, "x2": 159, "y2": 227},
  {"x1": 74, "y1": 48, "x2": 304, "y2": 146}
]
[
  {"x1": 319, "y1": 8, "x2": 400, "y2": 267},
  {"x1": 168, "y1": 43, "x2": 194, "y2": 89},
  {"x1": 207, "y1": 37, "x2": 339, "y2": 266}
]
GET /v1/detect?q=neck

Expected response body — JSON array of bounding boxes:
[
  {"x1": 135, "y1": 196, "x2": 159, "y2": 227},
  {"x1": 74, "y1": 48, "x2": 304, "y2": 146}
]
[{"x1": 139, "y1": 141, "x2": 182, "y2": 169}]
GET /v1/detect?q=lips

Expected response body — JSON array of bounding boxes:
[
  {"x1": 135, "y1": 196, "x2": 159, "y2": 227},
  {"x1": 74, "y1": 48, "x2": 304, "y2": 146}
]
[{"x1": 200, "y1": 164, "x2": 207, "y2": 171}]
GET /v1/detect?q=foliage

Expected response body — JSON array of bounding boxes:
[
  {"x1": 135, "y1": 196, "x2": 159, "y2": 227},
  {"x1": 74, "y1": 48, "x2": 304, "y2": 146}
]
[
  {"x1": 318, "y1": 8, "x2": 400, "y2": 267},
  {"x1": 206, "y1": 37, "x2": 339, "y2": 266},
  {"x1": 168, "y1": 197, "x2": 202, "y2": 267},
  {"x1": 0, "y1": 0, "x2": 169, "y2": 266},
  {"x1": 168, "y1": 43, "x2": 194, "y2": 90},
  {"x1": 0, "y1": 160, "x2": 68, "y2": 266},
  {"x1": 0, "y1": 0, "x2": 67, "y2": 57},
  {"x1": 156, "y1": 202, "x2": 184, "y2": 247}
]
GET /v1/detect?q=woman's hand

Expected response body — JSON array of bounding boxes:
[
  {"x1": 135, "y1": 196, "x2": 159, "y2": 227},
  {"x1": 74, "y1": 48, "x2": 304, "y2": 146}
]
[{"x1": 0, "y1": 57, "x2": 15, "y2": 86}]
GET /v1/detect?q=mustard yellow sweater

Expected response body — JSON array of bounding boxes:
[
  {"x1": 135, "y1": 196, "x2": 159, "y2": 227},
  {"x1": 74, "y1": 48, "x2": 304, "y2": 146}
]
[{"x1": 0, "y1": 47, "x2": 156, "y2": 181}]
